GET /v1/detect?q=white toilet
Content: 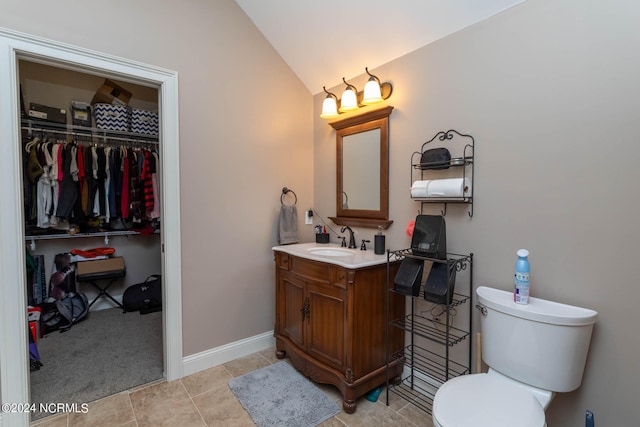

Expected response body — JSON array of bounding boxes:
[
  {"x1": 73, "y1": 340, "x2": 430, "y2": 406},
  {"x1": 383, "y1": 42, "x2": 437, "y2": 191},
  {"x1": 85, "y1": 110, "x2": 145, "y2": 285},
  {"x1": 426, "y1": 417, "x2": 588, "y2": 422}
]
[{"x1": 432, "y1": 286, "x2": 598, "y2": 427}]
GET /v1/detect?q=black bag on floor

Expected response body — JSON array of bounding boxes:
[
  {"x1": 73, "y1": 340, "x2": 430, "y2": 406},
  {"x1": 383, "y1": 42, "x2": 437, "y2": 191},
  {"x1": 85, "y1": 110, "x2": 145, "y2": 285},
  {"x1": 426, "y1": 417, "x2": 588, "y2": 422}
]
[
  {"x1": 123, "y1": 275, "x2": 162, "y2": 314},
  {"x1": 41, "y1": 292, "x2": 89, "y2": 334}
]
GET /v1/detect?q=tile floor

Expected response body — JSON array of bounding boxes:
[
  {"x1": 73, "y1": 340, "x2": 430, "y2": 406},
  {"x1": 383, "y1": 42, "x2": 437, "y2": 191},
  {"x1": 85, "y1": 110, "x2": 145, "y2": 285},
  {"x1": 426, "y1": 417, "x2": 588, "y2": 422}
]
[{"x1": 30, "y1": 347, "x2": 434, "y2": 427}]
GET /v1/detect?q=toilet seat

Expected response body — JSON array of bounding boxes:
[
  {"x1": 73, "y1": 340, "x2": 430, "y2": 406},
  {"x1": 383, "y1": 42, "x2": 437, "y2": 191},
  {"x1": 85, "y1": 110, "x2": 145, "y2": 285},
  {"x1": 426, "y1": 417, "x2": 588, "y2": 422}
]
[{"x1": 433, "y1": 373, "x2": 546, "y2": 427}]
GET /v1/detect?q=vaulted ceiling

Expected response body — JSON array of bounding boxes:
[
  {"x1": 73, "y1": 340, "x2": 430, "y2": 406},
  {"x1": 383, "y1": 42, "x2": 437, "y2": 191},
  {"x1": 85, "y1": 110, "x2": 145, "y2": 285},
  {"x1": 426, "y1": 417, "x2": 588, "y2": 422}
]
[{"x1": 234, "y1": 0, "x2": 527, "y2": 94}]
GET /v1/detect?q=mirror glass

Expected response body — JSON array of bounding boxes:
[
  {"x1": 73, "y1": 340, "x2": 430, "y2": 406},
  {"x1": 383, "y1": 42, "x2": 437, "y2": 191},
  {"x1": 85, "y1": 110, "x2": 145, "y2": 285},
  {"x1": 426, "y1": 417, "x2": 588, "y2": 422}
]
[
  {"x1": 342, "y1": 128, "x2": 380, "y2": 211},
  {"x1": 329, "y1": 106, "x2": 393, "y2": 229}
]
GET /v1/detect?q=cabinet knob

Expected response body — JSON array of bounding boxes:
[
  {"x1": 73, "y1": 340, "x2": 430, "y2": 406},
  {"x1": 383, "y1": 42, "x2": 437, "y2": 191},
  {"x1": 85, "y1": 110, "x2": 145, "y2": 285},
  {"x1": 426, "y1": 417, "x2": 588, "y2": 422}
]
[{"x1": 300, "y1": 297, "x2": 310, "y2": 321}]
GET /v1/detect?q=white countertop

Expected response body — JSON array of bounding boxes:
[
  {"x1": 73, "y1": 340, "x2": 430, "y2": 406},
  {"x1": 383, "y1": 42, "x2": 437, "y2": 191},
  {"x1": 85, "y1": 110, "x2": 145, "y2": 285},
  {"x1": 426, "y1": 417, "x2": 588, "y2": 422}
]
[{"x1": 272, "y1": 242, "x2": 388, "y2": 269}]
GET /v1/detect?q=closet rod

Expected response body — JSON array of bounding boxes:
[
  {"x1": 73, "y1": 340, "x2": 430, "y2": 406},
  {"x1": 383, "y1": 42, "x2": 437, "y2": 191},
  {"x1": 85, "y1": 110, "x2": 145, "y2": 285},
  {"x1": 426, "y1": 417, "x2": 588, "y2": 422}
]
[
  {"x1": 21, "y1": 120, "x2": 158, "y2": 145},
  {"x1": 22, "y1": 126, "x2": 158, "y2": 146},
  {"x1": 23, "y1": 131, "x2": 158, "y2": 149}
]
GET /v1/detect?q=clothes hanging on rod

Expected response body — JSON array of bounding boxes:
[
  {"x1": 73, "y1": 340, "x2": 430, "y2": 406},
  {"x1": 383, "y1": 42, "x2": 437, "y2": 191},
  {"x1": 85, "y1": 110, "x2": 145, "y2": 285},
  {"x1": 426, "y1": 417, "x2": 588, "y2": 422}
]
[{"x1": 23, "y1": 136, "x2": 160, "y2": 236}]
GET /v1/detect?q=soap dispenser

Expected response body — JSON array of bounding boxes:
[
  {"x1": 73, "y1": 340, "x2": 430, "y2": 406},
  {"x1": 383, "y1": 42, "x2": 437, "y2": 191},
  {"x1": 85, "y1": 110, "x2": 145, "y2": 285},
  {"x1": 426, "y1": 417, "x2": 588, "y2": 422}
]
[{"x1": 374, "y1": 226, "x2": 386, "y2": 255}]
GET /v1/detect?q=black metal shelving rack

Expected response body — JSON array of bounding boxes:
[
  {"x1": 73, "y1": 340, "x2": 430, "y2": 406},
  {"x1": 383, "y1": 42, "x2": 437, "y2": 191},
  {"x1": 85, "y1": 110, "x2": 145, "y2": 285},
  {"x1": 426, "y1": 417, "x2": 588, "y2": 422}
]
[
  {"x1": 410, "y1": 129, "x2": 475, "y2": 217},
  {"x1": 385, "y1": 248, "x2": 473, "y2": 415}
]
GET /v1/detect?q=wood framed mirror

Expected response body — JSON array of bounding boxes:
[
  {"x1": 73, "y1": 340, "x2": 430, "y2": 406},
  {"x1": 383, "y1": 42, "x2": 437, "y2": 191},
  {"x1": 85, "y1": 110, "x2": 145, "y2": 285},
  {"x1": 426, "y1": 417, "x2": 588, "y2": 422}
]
[{"x1": 329, "y1": 106, "x2": 393, "y2": 229}]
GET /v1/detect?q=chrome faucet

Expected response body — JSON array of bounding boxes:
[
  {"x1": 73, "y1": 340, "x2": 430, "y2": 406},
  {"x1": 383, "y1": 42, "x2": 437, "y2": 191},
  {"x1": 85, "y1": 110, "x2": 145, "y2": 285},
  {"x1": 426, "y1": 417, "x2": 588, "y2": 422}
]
[{"x1": 341, "y1": 226, "x2": 357, "y2": 249}]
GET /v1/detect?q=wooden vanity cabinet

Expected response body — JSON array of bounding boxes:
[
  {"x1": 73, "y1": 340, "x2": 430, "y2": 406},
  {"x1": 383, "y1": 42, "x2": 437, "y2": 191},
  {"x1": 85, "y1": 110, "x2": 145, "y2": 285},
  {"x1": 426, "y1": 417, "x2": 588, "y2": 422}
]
[{"x1": 274, "y1": 251, "x2": 405, "y2": 413}]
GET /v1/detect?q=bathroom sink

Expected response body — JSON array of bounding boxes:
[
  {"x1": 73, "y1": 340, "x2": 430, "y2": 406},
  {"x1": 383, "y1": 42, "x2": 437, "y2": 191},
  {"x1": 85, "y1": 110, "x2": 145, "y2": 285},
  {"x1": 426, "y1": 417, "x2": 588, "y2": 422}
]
[
  {"x1": 273, "y1": 243, "x2": 387, "y2": 268},
  {"x1": 307, "y1": 248, "x2": 353, "y2": 257}
]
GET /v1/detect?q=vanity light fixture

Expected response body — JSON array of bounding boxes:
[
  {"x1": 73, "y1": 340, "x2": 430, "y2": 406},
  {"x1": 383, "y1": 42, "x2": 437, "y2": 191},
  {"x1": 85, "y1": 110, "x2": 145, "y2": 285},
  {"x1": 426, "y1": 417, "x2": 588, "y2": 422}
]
[
  {"x1": 362, "y1": 67, "x2": 383, "y2": 105},
  {"x1": 339, "y1": 78, "x2": 359, "y2": 112},
  {"x1": 320, "y1": 86, "x2": 339, "y2": 118},
  {"x1": 320, "y1": 67, "x2": 393, "y2": 119}
]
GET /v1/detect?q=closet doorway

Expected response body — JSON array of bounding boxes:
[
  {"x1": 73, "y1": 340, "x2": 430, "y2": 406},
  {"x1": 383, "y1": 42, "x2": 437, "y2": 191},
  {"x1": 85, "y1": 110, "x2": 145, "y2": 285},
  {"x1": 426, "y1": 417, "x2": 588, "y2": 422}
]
[
  {"x1": 21, "y1": 60, "x2": 163, "y2": 416},
  {"x1": 0, "y1": 29, "x2": 183, "y2": 426}
]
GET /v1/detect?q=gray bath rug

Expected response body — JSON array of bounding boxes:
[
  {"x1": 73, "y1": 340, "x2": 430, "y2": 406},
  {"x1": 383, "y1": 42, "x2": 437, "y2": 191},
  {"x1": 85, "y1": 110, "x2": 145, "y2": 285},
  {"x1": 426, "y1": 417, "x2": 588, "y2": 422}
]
[{"x1": 228, "y1": 361, "x2": 340, "y2": 427}]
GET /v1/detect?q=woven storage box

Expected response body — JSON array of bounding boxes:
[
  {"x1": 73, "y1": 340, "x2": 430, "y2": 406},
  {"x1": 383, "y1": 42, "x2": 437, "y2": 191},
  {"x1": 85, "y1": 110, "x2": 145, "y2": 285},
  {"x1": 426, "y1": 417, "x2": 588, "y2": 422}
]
[
  {"x1": 93, "y1": 103, "x2": 130, "y2": 132},
  {"x1": 131, "y1": 108, "x2": 159, "y2": 135}
]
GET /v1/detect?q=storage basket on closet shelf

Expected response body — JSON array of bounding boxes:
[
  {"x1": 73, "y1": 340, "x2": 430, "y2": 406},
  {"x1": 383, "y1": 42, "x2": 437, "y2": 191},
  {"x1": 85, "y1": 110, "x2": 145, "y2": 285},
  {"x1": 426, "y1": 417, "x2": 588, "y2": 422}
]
[
  {"x1": 130, "y1": 108, "x2": 158, "y2": 135},
  {"x1": 93, "y1": 103, "x2": 130, "y2": 132}
]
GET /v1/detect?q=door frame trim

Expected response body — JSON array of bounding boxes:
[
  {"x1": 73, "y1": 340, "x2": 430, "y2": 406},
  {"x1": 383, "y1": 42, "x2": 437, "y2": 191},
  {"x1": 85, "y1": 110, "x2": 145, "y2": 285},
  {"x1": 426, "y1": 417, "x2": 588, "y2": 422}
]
[{"x1": 0, "y1": 27, "x2": 183, "y2": 426}]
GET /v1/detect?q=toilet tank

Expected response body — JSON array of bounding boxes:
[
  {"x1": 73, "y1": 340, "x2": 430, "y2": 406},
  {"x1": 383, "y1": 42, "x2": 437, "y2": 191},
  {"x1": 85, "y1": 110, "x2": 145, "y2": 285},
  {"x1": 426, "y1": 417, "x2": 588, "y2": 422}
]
[{"x1": 477, "y1": 286, "x2": 598, "y2": 393}]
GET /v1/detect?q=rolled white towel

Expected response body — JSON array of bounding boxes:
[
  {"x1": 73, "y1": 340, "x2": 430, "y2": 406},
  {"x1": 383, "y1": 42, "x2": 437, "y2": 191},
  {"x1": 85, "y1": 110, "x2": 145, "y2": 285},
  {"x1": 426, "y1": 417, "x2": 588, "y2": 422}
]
[
  {"x1": 427, "y1": 178, "x2": 471, "y2": 198},
  {"x1": 410, "y1": 180, "x2": 430, "y2": 198}
]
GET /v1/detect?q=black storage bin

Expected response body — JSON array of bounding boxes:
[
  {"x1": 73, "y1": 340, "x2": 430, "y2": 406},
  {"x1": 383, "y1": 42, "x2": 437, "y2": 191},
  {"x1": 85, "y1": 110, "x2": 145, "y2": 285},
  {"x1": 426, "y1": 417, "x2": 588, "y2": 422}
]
[
  {"x1": 424, "y1": 260, "x2": 457, "y2": 305},
  {"x1": 411, "y1": 215, "x2": 447, "y2": 259},
  {"x1": 28, "y1": 102, "x2": 67, "y2": 124},
  {"x1": 394, "y1": 257, "x2": 424, "y2": 296},
  {"x1": 315, "y1": 233, "x2": 330, "y2": 244},
  {"x1": 71, "y1": 101, "x2": 92, "y2": 127}
]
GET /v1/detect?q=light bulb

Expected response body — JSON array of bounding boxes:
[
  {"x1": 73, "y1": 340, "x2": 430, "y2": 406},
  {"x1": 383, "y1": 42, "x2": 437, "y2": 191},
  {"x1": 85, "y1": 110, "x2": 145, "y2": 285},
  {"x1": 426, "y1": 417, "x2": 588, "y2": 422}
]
[
  {"x1": 320, "y1": 95, "x2": 338, "y2": 118},
  {"x1": 339, "y1": 87, "x2": 358, "y2": 112},
  {"x1": 362, "y1": 77, "x2": 382, "y2": 104}
]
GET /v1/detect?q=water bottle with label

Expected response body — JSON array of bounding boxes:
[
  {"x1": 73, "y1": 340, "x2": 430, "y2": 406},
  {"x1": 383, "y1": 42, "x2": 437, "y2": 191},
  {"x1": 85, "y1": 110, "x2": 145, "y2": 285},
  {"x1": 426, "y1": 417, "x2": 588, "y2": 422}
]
[{"x1": 514, "y1": 249, "x2": 530, "y2": 304}]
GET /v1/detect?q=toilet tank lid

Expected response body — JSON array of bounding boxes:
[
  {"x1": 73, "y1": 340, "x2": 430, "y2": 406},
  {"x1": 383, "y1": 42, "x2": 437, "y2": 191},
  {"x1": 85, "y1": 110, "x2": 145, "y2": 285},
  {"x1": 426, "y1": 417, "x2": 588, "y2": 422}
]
[{"x1": 477, "y1": 286, "x2": 598, "y2": 326}]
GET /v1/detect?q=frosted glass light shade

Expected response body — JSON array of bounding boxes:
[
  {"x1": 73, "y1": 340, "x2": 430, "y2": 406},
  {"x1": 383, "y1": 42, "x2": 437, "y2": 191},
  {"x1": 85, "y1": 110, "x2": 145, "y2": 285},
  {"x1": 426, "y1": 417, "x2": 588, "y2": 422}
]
[
  {"x1": 362, "y1": 78, "x2": 383, "y2": 104},
  {"x1": 320, "y1": 96, "x2": 338, "y2": 118},
  {"x1": 339, "y1": 88, "x2": 358, "y2": 112}
]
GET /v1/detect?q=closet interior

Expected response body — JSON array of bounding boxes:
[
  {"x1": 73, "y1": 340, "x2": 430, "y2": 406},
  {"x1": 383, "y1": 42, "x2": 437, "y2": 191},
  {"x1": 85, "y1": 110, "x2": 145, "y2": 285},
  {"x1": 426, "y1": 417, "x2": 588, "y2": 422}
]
[{"x1": 20, "y1": 59, "x2": 164, "y2": 415}]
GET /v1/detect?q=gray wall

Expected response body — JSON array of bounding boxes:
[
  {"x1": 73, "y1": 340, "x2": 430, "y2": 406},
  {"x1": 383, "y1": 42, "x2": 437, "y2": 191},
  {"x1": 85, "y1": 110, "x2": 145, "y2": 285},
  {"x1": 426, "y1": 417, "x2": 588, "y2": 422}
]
[{"x1": 314, "y1": 0, "x2": 639, "y2": 425}]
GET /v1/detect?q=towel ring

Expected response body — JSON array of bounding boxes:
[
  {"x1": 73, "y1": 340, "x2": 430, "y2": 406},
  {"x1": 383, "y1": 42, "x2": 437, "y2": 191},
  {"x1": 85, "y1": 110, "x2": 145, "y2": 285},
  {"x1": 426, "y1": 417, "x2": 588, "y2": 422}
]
[{"x1": 281, "y1": 187, "x2": 297, "y2": 205}]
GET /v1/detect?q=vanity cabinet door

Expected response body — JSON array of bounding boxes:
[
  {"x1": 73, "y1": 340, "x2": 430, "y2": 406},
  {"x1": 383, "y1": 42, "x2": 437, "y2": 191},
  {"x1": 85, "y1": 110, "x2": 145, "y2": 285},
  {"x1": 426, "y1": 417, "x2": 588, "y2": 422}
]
[
  {"x1": 277, "y1": 271, "x2": 306, "y2": 349},
  {"x1": 306, "y1": 279, "x2": 347, "y2": 372}
]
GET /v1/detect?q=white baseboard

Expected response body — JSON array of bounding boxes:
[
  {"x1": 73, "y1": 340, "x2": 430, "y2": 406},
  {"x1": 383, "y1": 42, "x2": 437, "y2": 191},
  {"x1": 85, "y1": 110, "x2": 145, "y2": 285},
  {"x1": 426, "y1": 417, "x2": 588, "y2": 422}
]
[{"x1": 182, "y1": 331, "x2": 275, "y2": 377}]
